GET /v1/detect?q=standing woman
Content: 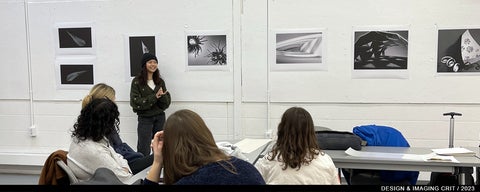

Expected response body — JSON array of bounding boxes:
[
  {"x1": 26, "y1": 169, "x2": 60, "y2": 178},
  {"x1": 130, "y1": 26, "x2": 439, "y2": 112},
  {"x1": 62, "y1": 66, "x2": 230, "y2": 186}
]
[{"x1": 130, "y1": 53, "x2": 171, "y2": 156}]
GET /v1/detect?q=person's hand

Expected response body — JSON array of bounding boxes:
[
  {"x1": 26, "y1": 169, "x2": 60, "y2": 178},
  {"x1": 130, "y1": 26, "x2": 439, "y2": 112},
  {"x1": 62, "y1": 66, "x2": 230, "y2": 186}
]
[
  {"x1": 147, "y1": 131, "x2": 164, "y2": 183},
  {"x1": 156, "y1": 87, "x2": 168, "y2": 99},
  {"x1": 151, "y1": 131, "x2": 164, "y2": 163}
]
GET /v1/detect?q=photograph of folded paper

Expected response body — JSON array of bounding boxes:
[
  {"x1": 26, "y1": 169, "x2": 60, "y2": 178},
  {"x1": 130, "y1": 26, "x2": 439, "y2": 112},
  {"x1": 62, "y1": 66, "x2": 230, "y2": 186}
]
[
  {"x1": 271, "y1": 30, "x2": 326, "y2": 71},
  {"x1": 276, "y1": 32, "x2": 323, "y2": 64},
  {"x1": 354, "y1": 30, "x2": 408, "y2": 70},
  {"x1": 437, "y1": 28, "x2": 480, "y2": 73}
]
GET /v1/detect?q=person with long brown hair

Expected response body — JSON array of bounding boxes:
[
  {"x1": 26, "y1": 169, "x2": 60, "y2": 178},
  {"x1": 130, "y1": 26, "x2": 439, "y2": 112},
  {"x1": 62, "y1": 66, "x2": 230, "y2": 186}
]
[
  {"x1": 255, "y1": 107, "x2": 340, "y2": 184},
  {"x1": 144, "y1": 109, "x2": 265, "y2": 185}
]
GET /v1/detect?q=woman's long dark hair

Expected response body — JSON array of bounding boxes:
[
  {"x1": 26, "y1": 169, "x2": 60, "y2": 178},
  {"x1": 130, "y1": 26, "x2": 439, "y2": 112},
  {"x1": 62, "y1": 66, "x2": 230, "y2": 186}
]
[
  {"x1": 71, "y1": 98, "x2": 120, "y2": 142},
  {"x1": 136, "y1": 65, "x2": 162, "y2": 86},
  {"x1": 267, "y1": 107, "x2": 320, "y2": 170}
]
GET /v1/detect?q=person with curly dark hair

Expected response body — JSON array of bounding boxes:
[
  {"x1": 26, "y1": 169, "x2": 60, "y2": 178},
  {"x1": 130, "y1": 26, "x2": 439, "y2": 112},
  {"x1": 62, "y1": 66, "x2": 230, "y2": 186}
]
[
  {"x1": 67, "y1": 98, "x2": 133, "y2": 183},
  {"x1": 255, "y1": 107, "x2": 340, "y2": 184},
  {"x1": 82, "y1": 83, "x2": 153, "y2": 175}
]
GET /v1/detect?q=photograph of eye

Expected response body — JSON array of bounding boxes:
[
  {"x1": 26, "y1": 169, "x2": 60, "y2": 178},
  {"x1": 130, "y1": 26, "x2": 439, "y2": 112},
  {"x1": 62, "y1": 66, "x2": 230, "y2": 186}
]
[
  {"x1": 353, "y1": 30, "x2": 408, "y2": 70},
  {"x1": 276, "y1": 32, "x2": 323, "y2": 64},
  {"x1": 437, "y1": 29, "x2": 480, "y2": 73},
  {"x1": 187, "y1": 35, "x2": 207, "y2": 57},
  {"x1": 187, "y1": 34, "x2": 226, "y2": 66},
  {"x1": 58, "y1": 27, "x2": 92, "y2": 48}
]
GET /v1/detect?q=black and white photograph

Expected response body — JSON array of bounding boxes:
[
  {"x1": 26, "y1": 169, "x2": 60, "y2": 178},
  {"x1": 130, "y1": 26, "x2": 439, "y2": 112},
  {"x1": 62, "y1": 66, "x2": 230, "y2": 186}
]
[
  {"x1": 54, "y1": 22, "x2": 96, "y2": 55},
  {"x1": 58, "y1": 27, "x2": 92, "y2": 48},
  {"x1": 128, "y1": 36, "x2": 156, "y2": 77},
  {"x1": 270, "y1": 29, "x2": 327, "y2": 71},
  {"x1": 186, "y1": 33, "x2": 228, "y2": 71},
  {"x1": 276, "y1": 32, "x2": 323, "y2": 64},
  {"x1": 437, "y1": 28, "x2": 480, "y2": 73},
  {"x1": 59, "y1": 64, "x2": 94, "y2": 85},
  {"x1": 354, "y1": 30, "x2": 408, "y2": 70}
]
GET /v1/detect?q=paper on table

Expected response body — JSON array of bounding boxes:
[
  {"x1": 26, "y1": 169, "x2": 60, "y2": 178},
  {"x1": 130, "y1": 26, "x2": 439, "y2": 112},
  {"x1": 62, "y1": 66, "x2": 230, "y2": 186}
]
[
  {"x1": 423, "y1": 153, "x2": 459, "y2": 163},
  {"x1": 431, "y1": 147, "x2": 475, "y2": 156},
  {"x1": 234, "y1": 138, "x2": 271, "y2": 154},
  {"x1": 345, "y1": 147, "x2": 426, "y2": 161}
]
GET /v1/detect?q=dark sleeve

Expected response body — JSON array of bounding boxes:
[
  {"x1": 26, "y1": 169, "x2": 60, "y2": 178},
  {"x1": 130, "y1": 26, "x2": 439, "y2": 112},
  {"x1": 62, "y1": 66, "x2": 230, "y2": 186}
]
[
  {"x1": 156, "y1": 79, "x2": 171, "y2": 110},
  {"x1": 142, "y1": 178, "x2": 160, "y2": 185},
  {"x1": 130, "y1": 78, "x2": 157, "y2": 112}
]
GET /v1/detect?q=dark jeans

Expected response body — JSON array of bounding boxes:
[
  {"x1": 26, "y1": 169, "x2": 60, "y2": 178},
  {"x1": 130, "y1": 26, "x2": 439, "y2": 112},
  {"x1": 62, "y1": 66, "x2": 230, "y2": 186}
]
[
  {"x1": 137, "y1": 112, "x2": 165, "y2": 156},
  {"x1": 129, "y1": 154, "x2": 154, "y2": 175}
]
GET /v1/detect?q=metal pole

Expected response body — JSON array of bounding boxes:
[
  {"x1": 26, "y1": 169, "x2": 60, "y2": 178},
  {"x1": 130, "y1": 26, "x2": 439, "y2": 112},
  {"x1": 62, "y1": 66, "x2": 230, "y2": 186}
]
[
  {"x1": 443, "y1": 112, "x2": 462, "y2": 148},
  {"x1": 449, "y1": 116, "x2": 454, "y2": 148}
]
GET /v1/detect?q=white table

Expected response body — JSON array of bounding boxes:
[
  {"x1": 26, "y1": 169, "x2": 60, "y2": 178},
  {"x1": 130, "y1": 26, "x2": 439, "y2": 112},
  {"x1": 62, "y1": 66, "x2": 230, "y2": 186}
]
[{"x1": 324, "y1": 146, "x2": 480, "y2": 185}]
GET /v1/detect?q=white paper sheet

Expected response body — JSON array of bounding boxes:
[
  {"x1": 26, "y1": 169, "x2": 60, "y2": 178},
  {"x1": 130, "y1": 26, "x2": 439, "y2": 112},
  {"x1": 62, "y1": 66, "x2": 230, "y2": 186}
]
[
  {"x1": 432, "y1": 147, "x2": 475, "y2": 156},
  {"x1": 344, "y1": 147, "x2": 459, "y2": 163},
  {"x1": 234, "y1": 138, "x2": 271, "y2": 154}
]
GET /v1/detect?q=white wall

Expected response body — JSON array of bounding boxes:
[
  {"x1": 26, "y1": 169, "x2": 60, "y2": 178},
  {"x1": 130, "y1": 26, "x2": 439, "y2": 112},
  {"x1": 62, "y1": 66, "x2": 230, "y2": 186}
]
[{"x1": 1, "y1": 0, "x2": 480, "y2": 181}]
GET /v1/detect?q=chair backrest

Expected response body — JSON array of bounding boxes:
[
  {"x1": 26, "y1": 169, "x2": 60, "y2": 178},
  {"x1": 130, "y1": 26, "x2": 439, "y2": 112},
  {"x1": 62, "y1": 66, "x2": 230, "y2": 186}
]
[{"x1": 56, "y1": 160, "x2": 79, "y2": 184}]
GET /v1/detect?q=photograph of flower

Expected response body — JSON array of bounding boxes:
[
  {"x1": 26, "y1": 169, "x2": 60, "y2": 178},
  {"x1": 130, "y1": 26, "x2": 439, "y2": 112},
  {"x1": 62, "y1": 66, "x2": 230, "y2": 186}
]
[{"x1": 186, "y1": 31, "x2": 229, "y2": 71}]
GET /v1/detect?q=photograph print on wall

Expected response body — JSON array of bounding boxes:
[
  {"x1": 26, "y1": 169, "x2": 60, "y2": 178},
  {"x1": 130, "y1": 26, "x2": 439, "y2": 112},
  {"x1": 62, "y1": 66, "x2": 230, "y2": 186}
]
[
  {"x1": 58, "y1": 27, "x2": 92, "y2": 48},
  {"x1": 60, "y1": 64, "x2": 93, "y2": 85},
  {"x1": 55, "y1": 22, "x2": 95, "y2": 55},
  {"x1": 354, "y1": 30, "x2": 408, "y2": 70},
  {"x1": 128, "y1": 36, "x2": 156, "y2": 77},
  {"x1": 271, "y1": 29, "x2": 326, "y2": 71},
  {"x1": 186, "y1": 31, "x2": 228, "y2": 71},
  {"x1": 351, "y1": 27, "x2": 409, "y2": 79},
  {"x1": 55, "y1": 57, "x2": 95, "y2": 90},
  {"x1": 437, "y1": 28, "x2": 480, "y2": 73}
]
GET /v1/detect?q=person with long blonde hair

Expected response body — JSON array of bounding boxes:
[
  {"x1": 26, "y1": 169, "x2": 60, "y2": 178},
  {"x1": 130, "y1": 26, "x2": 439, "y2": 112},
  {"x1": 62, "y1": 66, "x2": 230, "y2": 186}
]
[
  {"x1": 255, "y1": 107, "x2": 340, "y2": 184},
  {"x1": 145, "y1": 109, "x2": 265, "y2": 185}
]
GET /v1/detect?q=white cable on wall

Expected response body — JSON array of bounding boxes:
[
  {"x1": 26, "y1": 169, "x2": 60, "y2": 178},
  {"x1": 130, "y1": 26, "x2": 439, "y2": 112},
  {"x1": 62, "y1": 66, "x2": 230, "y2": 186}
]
[{"x1": 24, "y1": 0, "x2": 36, "y2": 137}]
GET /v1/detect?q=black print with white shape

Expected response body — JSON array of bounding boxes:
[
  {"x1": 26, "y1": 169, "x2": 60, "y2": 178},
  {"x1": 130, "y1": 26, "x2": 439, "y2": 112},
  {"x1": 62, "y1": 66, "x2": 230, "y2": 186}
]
[
  {"x1": 354, "y1": 30, "x2": 408, "y2": 70},
  {"x1": 129, "y1": 36, "x2": 156, "y2": 76},
  {"x1": 60, "y1": 65, "x2": 94, "y2": 85},
  {"x1": 437, "y1": 29, "x2": 480, "y2": 73},
  {"x1": 58, "y1": 28, "x2": 92, "y2": 48}
]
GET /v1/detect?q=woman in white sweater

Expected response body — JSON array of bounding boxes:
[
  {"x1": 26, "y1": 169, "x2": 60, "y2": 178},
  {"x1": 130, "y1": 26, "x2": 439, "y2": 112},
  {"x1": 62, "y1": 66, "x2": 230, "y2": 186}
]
[
  {"x1": 255, "y1": 107, "x2": 340, "y2": 185},
  {"x1": 67, "y1": 98, "x2": 133, "y2": 183}
]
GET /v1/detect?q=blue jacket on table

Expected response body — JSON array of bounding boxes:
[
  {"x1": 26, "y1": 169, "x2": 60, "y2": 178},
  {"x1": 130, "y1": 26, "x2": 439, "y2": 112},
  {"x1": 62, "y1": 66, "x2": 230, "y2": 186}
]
[{"x1": 353, "y1": 124, "x2": 419, "y2": 185}]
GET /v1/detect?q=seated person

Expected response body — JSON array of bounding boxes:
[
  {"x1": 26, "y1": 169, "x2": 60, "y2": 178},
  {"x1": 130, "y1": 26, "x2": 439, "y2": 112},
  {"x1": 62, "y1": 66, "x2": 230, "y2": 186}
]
[
  {"x1": 145, "y1": 109, "x2": 266, "y2": 185},
  {"x1": 82, "y1": 83, "x2": 153, "y2": 174},
  {"x1": 67, "y1": 98, "x2": 133, "y2": 183},
  {"x1": 255, "y1": 107, "x2": 340, "y2": 184}
]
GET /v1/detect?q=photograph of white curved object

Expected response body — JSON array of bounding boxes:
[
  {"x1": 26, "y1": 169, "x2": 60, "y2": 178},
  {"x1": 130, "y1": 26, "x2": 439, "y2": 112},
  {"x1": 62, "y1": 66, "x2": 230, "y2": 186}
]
[{"x1": 276, "y1": 33, "x2": 322, "y2": 64}]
